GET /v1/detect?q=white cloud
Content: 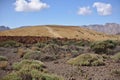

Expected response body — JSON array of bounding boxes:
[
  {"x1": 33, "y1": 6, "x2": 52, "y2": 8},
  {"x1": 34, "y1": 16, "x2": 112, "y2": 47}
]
[
  {"x1": 14, "y1": 0, "x2": 50, "y2": 12},
  {"x1": 77, "y1": 6, "x2": 92, "y2": 15},
  {"x1": 93, "y1": 2, "x2": 112, "y2": 16}
]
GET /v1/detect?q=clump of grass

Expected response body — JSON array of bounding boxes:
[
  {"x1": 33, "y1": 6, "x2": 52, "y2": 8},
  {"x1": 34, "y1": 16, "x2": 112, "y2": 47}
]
[
  {"x1": 0, "y1": 56, "x2": 8, "y2": 69},
  {"x1": 112, "y1": 52, "x2": 120, "y2": 62},
  {"x1": 12, "y1": 59, "x2": 45, "y2": 71},
  {"x1": 0, "y1": 40, "x2": 22, "y2": 47},
  {"x1": 67, "y1": 53, "x2": 105, "y2": 66}
]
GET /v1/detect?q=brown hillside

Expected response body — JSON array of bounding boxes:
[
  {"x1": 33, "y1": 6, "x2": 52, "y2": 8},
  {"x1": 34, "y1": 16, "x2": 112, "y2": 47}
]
[{"x1": 0, "y1": 25, "x2": 119, "y2": 41}]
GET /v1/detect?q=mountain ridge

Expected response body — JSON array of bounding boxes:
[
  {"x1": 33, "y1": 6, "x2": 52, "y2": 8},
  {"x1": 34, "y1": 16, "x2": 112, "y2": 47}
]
[
  {"x1": 0, "y1": 26, "x2": 10, "y2": 31},
  {"x1": 82, "y1": 23, "x2": 120, "y2": 34}
]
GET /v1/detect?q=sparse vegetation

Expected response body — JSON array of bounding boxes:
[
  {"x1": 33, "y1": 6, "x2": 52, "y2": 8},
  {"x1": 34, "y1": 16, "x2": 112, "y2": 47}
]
[
  {"x1": 0, "y1": 40, "x2": 22, "y2": 47},
  {"x1": 0, "y1": 36, "x2": 120, "y2": 80},
  {"x1": 2, "y1": 59, "x2": 64, "y2": 80},
  {"x1": 67, "y1": 53, "x2": 105, "y2": 66}
]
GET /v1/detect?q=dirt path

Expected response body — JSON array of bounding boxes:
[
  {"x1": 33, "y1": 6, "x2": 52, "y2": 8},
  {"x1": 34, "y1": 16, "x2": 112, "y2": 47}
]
[{"x1": 45, "y1": 26, "x2": 62, "y2": 38}]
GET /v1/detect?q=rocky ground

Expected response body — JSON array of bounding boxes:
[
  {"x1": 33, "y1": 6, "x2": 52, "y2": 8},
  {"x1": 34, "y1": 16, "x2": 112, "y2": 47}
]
[{"x1": 0, "y1": 47, "x2": 120, "y2": 80}]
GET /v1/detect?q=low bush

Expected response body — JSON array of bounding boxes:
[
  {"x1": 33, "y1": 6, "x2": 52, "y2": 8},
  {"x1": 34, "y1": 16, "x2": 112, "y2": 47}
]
[
  {"x1": 112, "y1": 52, "x2": 120, "y2": 62},
  {"x1": 0, "y1": 56, "x2": 8, "y2": 69},
  {"x1": 12, "y1": 60, "x2": 45, "y2": 71},
  {"x1": 63, "y1": 40, "x2": 90, "y2": 47},
  {"x1": 23, "y1": 50, "x2": 41, "y2": 60},
  {"x1": 0, "y1": 56, "x2": 7, "y2": 61},
  {"x1": 3, "y1": 59, "x2": 64, "y2": 80},
  {"x1": 112, "y1": 69, "x2": 120, "y2": 76},
  {"x1": 91, "y1": 40, "x2": 117, "y2": 54},
  {"x1": 2, "y1": 69, "x2": 64, "y2": 80},
  {"x1": 67, "y1": 53, "x2": 105, "y2": 66},
  {"x1": 0, "y1": 61, "x2": 8, "y2": 69},
  {"x1": 0, "y1": 40, "x2": 22, "y2": 47},
  {"x1": 35, "y1": 42, "x2": 46, "y2": 48},
  {"x1": 17, "y1": 48, "x2": 27, "y2": 58},
  {"x1": 46, "y1": 39, "x2": 63, "y2": 46},
  {"x1": 75, "y1": 40, "x2": 90, "y2": 46}
]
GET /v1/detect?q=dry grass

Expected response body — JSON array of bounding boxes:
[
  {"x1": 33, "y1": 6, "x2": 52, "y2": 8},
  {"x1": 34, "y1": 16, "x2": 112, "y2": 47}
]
[
  {"x1": 0, "y1": 25, "x2": 119, "y2": 41},
  {"x1": 0, "y1": 61, "x2": 8, "y2": 69},
  {"x1": 17, "y1": 48, "x2": 26, "y2": 58}
]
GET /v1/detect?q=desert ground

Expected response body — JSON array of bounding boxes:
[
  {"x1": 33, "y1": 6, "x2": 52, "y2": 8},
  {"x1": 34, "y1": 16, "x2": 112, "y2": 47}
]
[{"x1": 0, "y1": 26, "x2": 120, "y2": 80}]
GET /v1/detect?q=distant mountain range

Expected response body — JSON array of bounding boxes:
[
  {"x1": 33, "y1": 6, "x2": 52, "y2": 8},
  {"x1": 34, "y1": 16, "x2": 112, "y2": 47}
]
[
  {"x1": 0, "y1": 26, "x2": 10, "y2": 31},
  {"x1": 0, "y1": 23, "x2": 120, "y2": 35},
  {"x1": 82, "y1": 23, "x2": 120, "y2": 35}
]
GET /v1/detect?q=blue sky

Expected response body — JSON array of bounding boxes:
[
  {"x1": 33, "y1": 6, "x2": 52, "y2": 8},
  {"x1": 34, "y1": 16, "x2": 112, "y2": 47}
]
[{"x1": 0, "y1": 0, "x2": 120, "y2": 28}]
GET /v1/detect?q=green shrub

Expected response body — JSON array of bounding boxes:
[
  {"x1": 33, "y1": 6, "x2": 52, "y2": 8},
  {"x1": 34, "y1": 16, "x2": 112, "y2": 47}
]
[
  {"x1": 0, "y1": 40, "x2": 22, "y2": 47},
  {"x1": 23, "y1": 50, "x2": 41, "y2": 60},
  {"x1": 91, "y1": 40, "x2": 117, "y2": 54},
  {"x1": 67, "y1": 53, "x2": 105, "y2": 66},
  {"x1": 112, "y1": 52, "x2": 120, "y2": 62},
  {"x1": 12, "y1": 60, "x2": 45, "y2": 71},
  {"x1": 3, "y1": 60, "x2": 64, "y2": 80},
  {"x1": 75, "y1": 40, "x2": 90, "y2": 46},
  {"x1": 35, "y1": 42, "x2": 46, "y2": 48},
  {"x1": 2, "y1": 69, "x2": 64, "y2": 80},
  {"x1": 47, "y1": 39, "x2": 63, "y2": 46},
  {"x1": 63, "y1": 40, "x2": 90, "y2": 47},
  {"x1": 0, "y1": 56, "x2": 7, "y2": 61},
  {"x1": 63, "y1": 40, "x2": 76, "y2": 46},
  {"x1": 2, "y1": 72, "x2": 21, "y2": 80}
]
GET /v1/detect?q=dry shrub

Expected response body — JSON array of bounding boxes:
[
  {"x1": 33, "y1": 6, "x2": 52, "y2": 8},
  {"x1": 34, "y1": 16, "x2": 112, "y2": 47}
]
[
  {"x1": 112, "y1": 52, "x2": 120, "y2": 62},
  {"x1": 0, "y1": 61, "x2": 8, "y2": 69},
  {"x1": 17, "y1": 48, "x2": 26, "y2": 58},
  {"x1": 31, "y1": 46, "x2": 40, "y2": 51}
]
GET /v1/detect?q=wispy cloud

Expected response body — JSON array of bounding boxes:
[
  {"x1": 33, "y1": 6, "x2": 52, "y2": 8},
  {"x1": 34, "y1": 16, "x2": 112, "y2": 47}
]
[
  {"x1": 93, "y1": 2, "x2": 112, "y2": 16},
  {"x1": 14, "y1": 0, "x2": 50, "y2": 12},
  {"x1": 77, "y1": 6, "x2": 92, "y2": 15}
]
